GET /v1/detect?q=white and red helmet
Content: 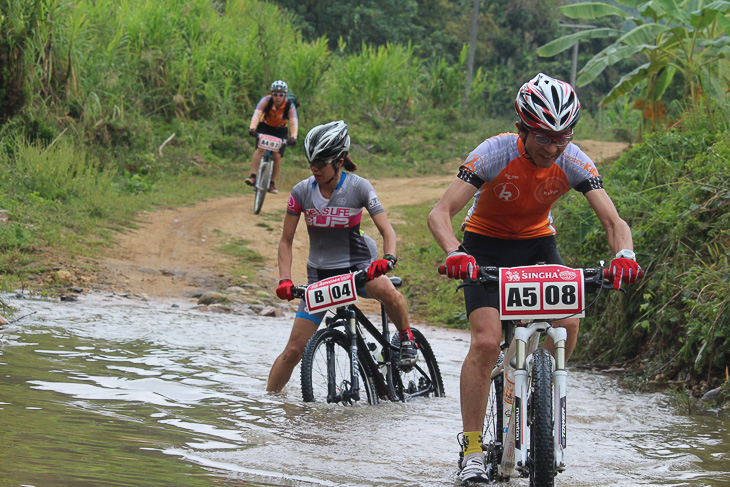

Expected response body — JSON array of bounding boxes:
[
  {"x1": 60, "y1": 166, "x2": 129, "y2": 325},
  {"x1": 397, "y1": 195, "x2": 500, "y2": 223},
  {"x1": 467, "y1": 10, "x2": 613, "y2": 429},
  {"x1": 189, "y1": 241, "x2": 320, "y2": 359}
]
[{"x1": 515, "y1": 73, "x2": 581, "y2": 132}]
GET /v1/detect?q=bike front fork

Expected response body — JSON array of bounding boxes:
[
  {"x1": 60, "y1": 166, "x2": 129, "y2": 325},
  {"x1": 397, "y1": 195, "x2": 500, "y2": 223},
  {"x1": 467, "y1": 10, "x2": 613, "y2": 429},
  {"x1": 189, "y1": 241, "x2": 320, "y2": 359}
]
[
  {"x1": 346, "y1": 311, "x2": 360, "y2": 403},
  {"x1": 512, "y1": 324, "x2": 567, "y2": 475}
]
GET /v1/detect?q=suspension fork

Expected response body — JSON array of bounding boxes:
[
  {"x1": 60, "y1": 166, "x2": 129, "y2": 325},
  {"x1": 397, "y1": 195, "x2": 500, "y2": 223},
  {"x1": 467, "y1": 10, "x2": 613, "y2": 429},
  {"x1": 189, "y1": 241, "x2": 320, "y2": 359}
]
[
  {"x1": 548, "y1": 326, "x2": 567, "y2": 471},
  {"x1": 511, "y1": 324, "x2": 568, "y2": 474},
  {"x1": 346, "y1": 307, "x2": 360, "y2": 402}
]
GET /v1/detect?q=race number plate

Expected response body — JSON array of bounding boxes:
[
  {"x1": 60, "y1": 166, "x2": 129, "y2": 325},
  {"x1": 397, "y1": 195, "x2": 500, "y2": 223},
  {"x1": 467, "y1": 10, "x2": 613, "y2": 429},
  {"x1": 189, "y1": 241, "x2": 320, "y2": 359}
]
[
  {"x1": 499, "y1": 265, "x2": 585, "y2": 319},
  {"x1": 257, "y1": 134, "x2": 282, "y2": 152},
  {"x1": 305, "y1": 273, "x2": 358, "y2": 313}
]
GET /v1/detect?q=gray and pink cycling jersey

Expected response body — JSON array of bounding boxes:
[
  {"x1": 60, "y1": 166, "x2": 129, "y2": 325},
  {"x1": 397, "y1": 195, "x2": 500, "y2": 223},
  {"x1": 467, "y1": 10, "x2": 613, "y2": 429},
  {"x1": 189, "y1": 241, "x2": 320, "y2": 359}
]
[{"x1": 287, "y1": 172, "x2": 385, "y2": 269}]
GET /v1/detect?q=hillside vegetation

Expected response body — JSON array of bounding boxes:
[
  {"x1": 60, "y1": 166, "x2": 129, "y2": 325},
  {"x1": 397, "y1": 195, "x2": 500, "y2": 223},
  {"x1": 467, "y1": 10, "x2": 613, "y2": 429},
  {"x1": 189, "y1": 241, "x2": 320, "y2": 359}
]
[{"x1": 0, "y1": 0, "x2": 728, "y2": 395}]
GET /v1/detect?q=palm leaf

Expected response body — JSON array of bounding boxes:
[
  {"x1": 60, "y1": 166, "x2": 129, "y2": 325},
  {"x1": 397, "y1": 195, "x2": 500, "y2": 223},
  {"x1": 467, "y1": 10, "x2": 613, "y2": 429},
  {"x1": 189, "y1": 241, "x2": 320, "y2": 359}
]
[
  {"x1": 537, "y1": 28, "x2": 620, "y2": 57},
  {"x1": 559, "y1": 2, "x2": 630, "y2": 20},
  {"x1": 617, "y1": 23, "x2": 670, "y2": 48},
  {"x1": 577, "y1": 44, "x2": 645, "y2": 85},
  {"x1": 601, "y1": 63, "x2": 651, "y2": 105},
  {"x1": 690, "y1": 1, "x2": 730, "y2": 30}
]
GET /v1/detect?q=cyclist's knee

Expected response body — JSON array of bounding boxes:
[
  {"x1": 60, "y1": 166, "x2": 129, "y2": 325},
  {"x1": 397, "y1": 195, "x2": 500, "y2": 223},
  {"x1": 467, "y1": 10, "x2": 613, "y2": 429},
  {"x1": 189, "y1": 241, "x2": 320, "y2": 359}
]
[
  {"x1": 469, "y1": 336, "x2": 501, "y2": 361},
  {"x1": 367, "y1": 278, "x2": 401, "y2": 303},
  {"x1": 281, "y1": 343, "x2": 305, "y2": 363}
]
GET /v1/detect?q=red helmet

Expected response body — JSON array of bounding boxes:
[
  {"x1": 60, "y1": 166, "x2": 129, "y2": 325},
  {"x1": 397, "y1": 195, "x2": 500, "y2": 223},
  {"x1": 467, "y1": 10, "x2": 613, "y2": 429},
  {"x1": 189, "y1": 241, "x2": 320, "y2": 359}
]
[{"x1": 515, "y1": 73, "x2": 581, "y2": 132}]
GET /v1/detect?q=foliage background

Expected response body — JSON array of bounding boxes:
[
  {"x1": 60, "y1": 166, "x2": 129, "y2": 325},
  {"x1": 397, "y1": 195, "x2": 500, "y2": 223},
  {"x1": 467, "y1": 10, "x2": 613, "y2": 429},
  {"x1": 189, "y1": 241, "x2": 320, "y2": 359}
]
[{"x1": 0, "y1": 0, "x2": 728, "y2": 388}]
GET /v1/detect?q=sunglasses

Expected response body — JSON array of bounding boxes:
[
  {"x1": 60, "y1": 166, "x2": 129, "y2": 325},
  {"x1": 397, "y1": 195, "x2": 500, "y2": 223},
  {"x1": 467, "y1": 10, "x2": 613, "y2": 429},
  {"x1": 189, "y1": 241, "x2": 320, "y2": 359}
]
[
  {"x1": 309, "y1": 159, "x2": 333, "y2": 169},
  {"x1": 529, "y1": 129, "x2": 573, "y2": 147},
  {"x1": 271, "y1": 92, "x2": 286, "y2": 97}
]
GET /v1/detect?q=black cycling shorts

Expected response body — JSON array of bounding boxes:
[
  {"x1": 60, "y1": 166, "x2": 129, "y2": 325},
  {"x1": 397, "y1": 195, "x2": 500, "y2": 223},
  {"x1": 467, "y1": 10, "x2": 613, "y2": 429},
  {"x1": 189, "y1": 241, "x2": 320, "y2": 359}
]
[
  {"x1": 256, "y1": 122, "x2": 289, "y2": 156},
  {"x1": 461, "y1": 232, "x2": 565, "y2": 317}
]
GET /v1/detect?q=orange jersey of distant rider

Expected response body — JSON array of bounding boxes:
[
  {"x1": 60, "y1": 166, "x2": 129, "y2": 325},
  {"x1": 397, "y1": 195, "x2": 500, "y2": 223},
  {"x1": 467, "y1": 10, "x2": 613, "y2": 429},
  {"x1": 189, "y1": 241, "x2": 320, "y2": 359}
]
[
  {"x1": 249, "y1": 95, "x2": 299, "y2": 138},
  {"x1": 458, "y1": 133, "x2": 603, "y2": 239}
]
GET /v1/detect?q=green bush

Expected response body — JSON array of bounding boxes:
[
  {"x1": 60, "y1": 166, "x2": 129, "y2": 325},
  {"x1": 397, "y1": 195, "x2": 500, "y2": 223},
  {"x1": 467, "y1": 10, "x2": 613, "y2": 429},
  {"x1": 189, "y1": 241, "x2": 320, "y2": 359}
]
[{"x1": 557, "y1": 102, "x2": 730, "y2": 381}]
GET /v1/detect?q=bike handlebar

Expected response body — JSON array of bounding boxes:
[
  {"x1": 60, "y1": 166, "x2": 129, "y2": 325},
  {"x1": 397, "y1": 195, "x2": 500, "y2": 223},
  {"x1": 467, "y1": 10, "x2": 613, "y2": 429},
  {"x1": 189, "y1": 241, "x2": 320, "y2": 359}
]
[
  {"x1": 290, "y1": 262, "x2": 395, "y2": 299},
  {"x1": 437, "y1": 264, "x2": 644, "y2": 291}
]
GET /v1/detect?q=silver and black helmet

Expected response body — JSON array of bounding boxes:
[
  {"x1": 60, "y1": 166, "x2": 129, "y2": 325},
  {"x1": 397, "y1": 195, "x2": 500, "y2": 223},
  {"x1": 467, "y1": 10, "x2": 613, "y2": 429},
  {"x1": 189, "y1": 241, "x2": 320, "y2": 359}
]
[
  {"x1": 304, "y1": 120, "x2": 351, "y2": 163},
  {"x1": 270, "y1": 79, "x2": 288, "y2": 93}
]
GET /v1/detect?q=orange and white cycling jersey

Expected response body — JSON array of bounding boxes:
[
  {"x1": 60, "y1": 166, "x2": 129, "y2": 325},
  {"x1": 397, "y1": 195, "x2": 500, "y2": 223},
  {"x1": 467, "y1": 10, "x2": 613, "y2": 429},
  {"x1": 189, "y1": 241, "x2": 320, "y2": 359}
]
[
  {"x1": 249, "y1": 95, "x2": 299, "y2": 138},
  {"x1": 459, "y1": 133, "x2": 603, "y2": 239}
]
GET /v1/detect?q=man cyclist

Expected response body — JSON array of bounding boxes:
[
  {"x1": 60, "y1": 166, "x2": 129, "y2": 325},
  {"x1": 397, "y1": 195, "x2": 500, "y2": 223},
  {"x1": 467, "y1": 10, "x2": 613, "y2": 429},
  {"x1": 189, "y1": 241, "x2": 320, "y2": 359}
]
[
  {"x1": 246, "y1": 80, "x2": 299, "y2": 194},
  {"x1": 268, "y1": 120, "x2": 418, "y2": 392},
  {"x1": 426, "y1": 73, "x2": 643, "y2": 484}
]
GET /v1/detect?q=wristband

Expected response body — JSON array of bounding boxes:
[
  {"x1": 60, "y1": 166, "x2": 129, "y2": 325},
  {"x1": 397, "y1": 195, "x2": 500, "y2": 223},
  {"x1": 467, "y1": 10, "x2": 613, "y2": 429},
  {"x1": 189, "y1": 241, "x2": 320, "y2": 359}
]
[
  {"x1": 447, "y1": 244, "x2": 469, "y2": 257},
  {"x1": 615, "y1": 249, "x2": 636, "y2": 261},
  {"x1": 279, "y1": 278, "x2": 292, "y2": 284}
]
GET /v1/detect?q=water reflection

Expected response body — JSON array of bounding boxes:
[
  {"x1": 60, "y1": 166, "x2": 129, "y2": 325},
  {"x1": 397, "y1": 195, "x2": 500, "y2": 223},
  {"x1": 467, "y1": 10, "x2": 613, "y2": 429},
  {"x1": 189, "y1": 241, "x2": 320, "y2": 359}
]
[{"x1": 0, "y1": 293, "x2": 728, "y2": 486}]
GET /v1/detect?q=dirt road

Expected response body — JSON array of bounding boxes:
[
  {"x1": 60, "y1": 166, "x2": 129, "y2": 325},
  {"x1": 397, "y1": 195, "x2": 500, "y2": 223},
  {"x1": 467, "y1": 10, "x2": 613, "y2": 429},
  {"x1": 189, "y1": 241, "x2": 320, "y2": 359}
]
[{"x1": 92, "y1": 140, "x2": 627, "y2": 302}]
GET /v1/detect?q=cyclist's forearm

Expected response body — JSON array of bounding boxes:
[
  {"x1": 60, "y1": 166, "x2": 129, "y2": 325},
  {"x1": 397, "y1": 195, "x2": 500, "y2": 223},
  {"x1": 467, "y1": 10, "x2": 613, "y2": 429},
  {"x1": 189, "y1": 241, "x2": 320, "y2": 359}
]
[
  {"x1": 372, "y1": 212, "x2": 397, "y2": 256},
  {"x1": 278, "y1": 244, "x2": 293, "y2": 281},
  {"x1": 249, "y1": 109, "x2": 263, "y2": 130},
  {"x1": 605, "y1": 218, "x2": 634, "y2": 254},
  {"x1": 427, "y1": 206, "x2": 462, "y2": 254},
  {"x1": 289, "y1": 116, "x2": 298, "y2": 139}
]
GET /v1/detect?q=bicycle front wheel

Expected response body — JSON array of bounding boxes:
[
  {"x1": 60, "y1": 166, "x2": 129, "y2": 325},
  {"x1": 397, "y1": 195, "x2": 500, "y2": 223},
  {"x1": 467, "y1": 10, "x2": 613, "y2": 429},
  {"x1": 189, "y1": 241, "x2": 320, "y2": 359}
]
[
  {"x1": 300, "y1": 328, "x2": 378, "y2": 405},
  {"x1": 391, "y1": 327, "x2": 444, "y2": 401},
  {"x1": 529, "y1": 347, "x2": 555, "y2": 487},
  {"x1": 253, "y1": 157, "x2": 272, "y2": 214}
]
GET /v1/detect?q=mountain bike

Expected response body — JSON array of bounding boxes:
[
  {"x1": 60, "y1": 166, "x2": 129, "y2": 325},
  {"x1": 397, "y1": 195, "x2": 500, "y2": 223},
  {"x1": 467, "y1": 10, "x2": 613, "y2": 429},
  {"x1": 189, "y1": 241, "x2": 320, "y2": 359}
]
[
  {"x1": 442, "y1": 262, "x2": 638, "y2": 487},
  {"x1": 292, "y1": 270, "x2": 444, "y2": 405},
  {"x1": 252, "y1": 134, "x2": 285, "y2": 215}
]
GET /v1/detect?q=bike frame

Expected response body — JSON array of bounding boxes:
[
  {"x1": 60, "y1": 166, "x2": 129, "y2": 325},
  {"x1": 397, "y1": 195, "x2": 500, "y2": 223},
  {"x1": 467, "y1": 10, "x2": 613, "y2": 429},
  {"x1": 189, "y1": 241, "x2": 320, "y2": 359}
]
[
  {"x1": 324, "y1": 303, "x2": 399, "y2": 402},
  {"x1": 252, "y1": 134, "x2": 283, "y2": 214}
]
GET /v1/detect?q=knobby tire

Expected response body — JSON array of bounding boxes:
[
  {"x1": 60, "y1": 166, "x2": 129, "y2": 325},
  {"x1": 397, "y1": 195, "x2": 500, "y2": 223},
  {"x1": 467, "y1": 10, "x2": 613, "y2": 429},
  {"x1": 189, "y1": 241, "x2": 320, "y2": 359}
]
[
  {"x1": 529, "y1": 348, "x2": 555, "y2": 487},
  {"x1": 253, "y1": 155, "x2": 272, "y2": 214},
  {"x1": 300, "y1": 328, "x2": 378, "y2": 405},
  {"x1": 390, "y1": 327, "x2": 444, "y2": 400}
]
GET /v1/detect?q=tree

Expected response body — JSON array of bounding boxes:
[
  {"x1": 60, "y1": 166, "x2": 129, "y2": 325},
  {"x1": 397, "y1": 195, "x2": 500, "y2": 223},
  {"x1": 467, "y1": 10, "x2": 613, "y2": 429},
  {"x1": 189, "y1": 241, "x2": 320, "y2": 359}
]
[
  {"x1": 0, "y1": 0, "x2": 40, "y2": 121},
  {"x1": 537, "y1": 0, "x2": 730, "y2": 125}
]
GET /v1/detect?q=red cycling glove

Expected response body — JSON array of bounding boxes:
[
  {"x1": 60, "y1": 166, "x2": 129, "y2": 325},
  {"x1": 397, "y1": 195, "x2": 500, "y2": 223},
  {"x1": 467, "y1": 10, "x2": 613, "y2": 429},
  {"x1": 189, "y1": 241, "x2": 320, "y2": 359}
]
[
  {"x1": 367, "y1": 259, "x2": 390, "y2": 280},
  {"x1": 367, "y1": 254, "x2": 396, "y2": 280},
  {"x1": 444, "y1": 247, "x2": 477, "y2": 280},
  {"x1": 608, "y1": 250, "x2": 642, "y2": 290},
  {"x1": 276, "y1": 279, "x2": 295, "y2": 301}
]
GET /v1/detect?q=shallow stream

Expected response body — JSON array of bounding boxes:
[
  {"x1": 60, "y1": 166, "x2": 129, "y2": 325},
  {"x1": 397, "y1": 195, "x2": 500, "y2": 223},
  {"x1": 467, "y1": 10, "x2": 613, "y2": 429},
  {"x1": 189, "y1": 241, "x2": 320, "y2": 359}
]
[{"x1": 1, "y1": 293, "x2": 728, "y2": 486}]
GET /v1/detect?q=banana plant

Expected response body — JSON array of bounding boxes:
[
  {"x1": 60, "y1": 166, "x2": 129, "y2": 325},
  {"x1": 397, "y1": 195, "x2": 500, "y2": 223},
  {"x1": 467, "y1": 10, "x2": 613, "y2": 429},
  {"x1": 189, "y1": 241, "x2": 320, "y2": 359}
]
[{"x1": 537, "y1": 0, "x2": 730, "y2": 122}]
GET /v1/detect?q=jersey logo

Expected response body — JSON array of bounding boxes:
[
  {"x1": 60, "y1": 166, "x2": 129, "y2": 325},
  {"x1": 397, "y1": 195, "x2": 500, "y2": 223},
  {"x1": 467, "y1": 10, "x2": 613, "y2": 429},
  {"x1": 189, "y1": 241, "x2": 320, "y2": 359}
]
[
  {"x1": 534, "y1": 177, "x2": 570, "y2": 204},
  {"x1": 463, "y1": 155, "x2": 480, "y2": 172},
  {"x1": 304, "y1": 208, "x2": 363, "y2": 228},
  {"x1": 495, "y1": 182, "x2": 520, "y2": 202},
  {"x1": 287, "y1": 194, "x2": 301, "y2": 212}
]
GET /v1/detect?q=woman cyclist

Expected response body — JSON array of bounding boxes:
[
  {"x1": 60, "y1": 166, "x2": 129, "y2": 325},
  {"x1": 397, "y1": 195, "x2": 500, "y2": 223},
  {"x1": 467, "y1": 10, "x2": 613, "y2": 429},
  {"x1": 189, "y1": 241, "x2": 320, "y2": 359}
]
[
  {"x1": 246, "y1": 80, "x2": 298, "y2": 194},
  {"x1": 267, "y1": 120, "x2": 417, "y2": 392}
]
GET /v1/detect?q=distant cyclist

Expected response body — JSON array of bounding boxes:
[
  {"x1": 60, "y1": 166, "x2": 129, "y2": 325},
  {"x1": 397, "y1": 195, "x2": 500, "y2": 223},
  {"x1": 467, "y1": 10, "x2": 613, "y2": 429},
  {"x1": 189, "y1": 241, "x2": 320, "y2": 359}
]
[
  {"x1": 267, "y1": 120, "x2": 418, "y2": 392},
  {"x1": 427, "y1": 73, "x2": 643, "y2": 484},
  {"x1": 246, "y1": 80, "x2": 299, "y2": 194}
]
